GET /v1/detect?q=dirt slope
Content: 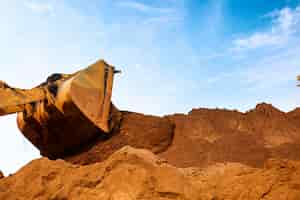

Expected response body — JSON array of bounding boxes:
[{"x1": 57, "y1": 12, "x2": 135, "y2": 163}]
[
  {"x1": 66, "y1": 103, "x2": 300, "y2": 168},
  {"x1": 1, "y1": 146, "x2": 300, "y2": 200}
]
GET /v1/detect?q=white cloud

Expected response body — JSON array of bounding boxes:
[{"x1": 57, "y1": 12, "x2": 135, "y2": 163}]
[
  {"x1": 24, "y1": 0, "x2": 54, "y2": 14},
  {"x1": 234, "y1": 33, "x2": 283, "y2": 50},
  {"x1": 116, "y1": 1, "x2": 175, "y2": 14},
  {"x1": 115, "y1": 0, "x2": 184, "y2": 26},
  {"x1": 233, "y1": 6, "x2": 300, "y2": 51},
  {"x1": 226, "y1": 44, "x2": 300, "y2": 92},
  {"x1": 143, "y1": 15, "x2": 183, "y2": 25}
]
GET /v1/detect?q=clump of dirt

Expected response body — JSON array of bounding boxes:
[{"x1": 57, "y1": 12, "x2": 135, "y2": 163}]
[
  {"x1": 66, "y1": 103, "x2": 300, "y2": 169},
  {"x1": 0, "y1": 171, "x2": 3, "y2": 179},
  {"x1": 65, "y1": 111, "x2": 174, "y2": 165},
  {"x1": 1, "y1": 146, "x2": 300, "y2": 200}
]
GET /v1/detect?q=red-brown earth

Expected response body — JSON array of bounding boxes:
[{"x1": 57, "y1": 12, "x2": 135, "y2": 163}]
[
  {"x1": 66, "y1": 103, "x2": 300, "y2": 169},
  {"x1": 1, "y1": 147, "x2": 300, "y2": 200},
  {"x1": 1, "y1": 102, "x2": 300, "y2": 199}
]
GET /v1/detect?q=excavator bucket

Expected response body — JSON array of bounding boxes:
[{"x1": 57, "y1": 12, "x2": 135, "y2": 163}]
[
  {"x1": 0, "y1": 81, "x2": 46, "y2": 116},
  {"x1": 0, "y1": 60, "x2": 117, "y2": 133},
  {"x1": 69, "y1": 60, "x2": 115, "y2": 133},
  {"x1": 0, "y1": 59, "x2": 120, "y2": 158}
]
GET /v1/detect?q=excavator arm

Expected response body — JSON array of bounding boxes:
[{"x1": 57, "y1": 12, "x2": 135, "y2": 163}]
[{"x1": 0, "y1": 81, "x2": 46, "y2": 116}]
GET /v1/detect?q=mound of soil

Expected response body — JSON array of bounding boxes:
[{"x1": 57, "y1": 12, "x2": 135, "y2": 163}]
[
  {"x1": 66, "y1": 103, "x2": 300, "y2": 169},
  {"x1": 161, "y1": 103, "x2": 300, "y2": 168},
  {"x1": 1, "y1": 146, "x2": 300, "y2": 200}
]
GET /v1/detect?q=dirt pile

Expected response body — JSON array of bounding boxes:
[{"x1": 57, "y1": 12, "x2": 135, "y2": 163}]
[
  {"x1": 66, "y1": 103, "x2": 300, "y2": 169},
  {"x1": 161, "y1": 103, "x2": 300, "y2": 168},
  {"x1": 1, "y1": 146, "x2": 300, "y2": 200},
  {"x1": 0, "y1": 171, "x2": 3, "y2": 179},
  {"x1": 2, "y1": 103, "x2": 300, "y2": 199}
]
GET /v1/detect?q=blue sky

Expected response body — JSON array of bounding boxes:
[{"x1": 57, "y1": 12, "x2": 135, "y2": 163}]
[{"x1": 0, "y1": 0, "x2": 300, "y2": 175}]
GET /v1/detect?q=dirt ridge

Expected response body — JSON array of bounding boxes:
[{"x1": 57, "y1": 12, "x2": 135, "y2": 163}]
[{"x1": 66, "y1": 103, "x2": 300, "y2": 168}]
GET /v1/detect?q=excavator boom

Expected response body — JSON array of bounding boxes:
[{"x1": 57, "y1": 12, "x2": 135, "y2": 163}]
[{"x1": 0, "y1": 82, "x2": 46, "y2": 115}]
